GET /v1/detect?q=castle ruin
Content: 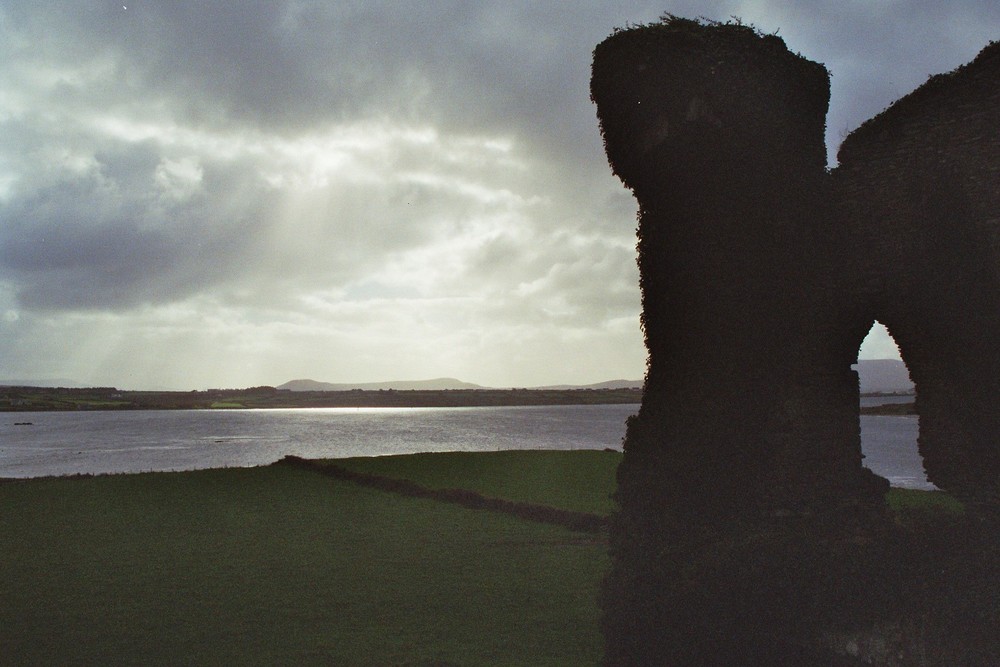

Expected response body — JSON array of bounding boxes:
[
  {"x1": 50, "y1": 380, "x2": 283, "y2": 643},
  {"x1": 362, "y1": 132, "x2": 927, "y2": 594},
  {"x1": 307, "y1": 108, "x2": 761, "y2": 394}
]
[{"x1": 591, "y1": 17, "x2": 1000, "y2": 665}]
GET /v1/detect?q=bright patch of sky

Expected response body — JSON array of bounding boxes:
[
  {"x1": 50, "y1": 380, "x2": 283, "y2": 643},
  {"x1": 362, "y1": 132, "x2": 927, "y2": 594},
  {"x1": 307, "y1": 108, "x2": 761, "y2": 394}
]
[
  {"x1": 0, "y1": 1, "x2": 995, "y2": 389},
  {"x1": 858, "y1": 322, "x2": 903, "y2": 361}
]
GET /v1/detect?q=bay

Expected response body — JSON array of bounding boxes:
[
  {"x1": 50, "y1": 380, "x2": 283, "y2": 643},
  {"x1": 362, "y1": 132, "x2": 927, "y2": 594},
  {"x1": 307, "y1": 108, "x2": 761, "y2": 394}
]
[
  {"x1": 1, "y1": 405, "x2": 931, "y2": 489},
  {"x1": 0, "y1": 405, "x2": 636, "y2": 479}
]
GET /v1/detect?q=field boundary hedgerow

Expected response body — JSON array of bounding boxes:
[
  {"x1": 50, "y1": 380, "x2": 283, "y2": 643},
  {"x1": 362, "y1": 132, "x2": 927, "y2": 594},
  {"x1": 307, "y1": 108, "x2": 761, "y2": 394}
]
[{"x1": 275, "y1": 455, "x2": 610, "y2": 534}]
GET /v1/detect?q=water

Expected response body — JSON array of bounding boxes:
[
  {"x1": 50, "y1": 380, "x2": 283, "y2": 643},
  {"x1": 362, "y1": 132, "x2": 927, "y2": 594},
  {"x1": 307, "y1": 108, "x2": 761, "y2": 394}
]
[
  {"x1": 859, "y1": 394, "x2": 931, "y2": 490},
  {"x1": 861, "y1": 415, "x2": 929, "y2": 489},
  {"x1": 860, "y1": 394, "x2": 914, "y2": 407},
  {"x1": 0, "y1": 405, "x2": 931, "y2": 489},
  {"x1": 0, "y1": 405, "x2": 635, "y2": 478}
]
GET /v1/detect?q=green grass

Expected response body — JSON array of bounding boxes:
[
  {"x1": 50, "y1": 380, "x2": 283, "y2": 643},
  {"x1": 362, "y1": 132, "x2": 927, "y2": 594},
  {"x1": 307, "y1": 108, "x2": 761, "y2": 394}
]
[
  {"x1": 0, "y1": 465, "x2": 607, "y2": 666},
  {"x1": 0, "y1": 450, "x2": 967, "y2": 665},
  {"x1": 886, "y1": 487, "x2": 965, "y2": 517},
  {"x1": 336, "y1": 452, "x2": 967, "y2": 523},
  {"x1": 334, "y1": 450, "x2": 622, "y2": 516}
]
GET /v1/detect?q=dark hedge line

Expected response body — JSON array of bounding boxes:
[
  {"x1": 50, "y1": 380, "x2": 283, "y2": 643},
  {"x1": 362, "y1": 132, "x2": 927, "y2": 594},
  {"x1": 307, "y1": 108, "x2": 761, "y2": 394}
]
[{"x1": 275, "y1": 455, "x2": 609, "y2": 534}]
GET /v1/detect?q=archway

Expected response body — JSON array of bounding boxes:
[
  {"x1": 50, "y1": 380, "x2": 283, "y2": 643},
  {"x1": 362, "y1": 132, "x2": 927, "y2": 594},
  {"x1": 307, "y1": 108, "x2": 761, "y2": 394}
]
[{"x1": 854, "y1": 321, "x2": 930, "y2": 489}]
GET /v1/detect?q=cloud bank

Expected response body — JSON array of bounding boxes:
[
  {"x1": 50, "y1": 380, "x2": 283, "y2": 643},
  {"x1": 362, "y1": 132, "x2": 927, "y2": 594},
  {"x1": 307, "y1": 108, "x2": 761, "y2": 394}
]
[{"x1": 0, "y1": 2, "x2": 995, "y2": 388}]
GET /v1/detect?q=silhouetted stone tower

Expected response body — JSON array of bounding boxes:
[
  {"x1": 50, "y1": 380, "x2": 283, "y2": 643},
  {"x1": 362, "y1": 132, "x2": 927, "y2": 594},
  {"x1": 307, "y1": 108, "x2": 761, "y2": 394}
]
[
  {"x1": 592, "y1": 16, "x2": 1000, "y2": 666},
  {"x1": 836, "y1": 43, "x2": 1000, "y2": 508}
]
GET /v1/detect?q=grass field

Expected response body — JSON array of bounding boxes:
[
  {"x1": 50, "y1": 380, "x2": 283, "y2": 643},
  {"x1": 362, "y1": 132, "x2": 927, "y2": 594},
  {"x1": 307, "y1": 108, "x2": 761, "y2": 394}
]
[
  {"x1": 334, "y1": 450, "x2": 621, "y2": 516},
  {"x1": 0, "y1": 450, "x2": 960, "y2": 665},
  {"x1": 0, "y1": 459, "x2": 608, "y2": 666}
]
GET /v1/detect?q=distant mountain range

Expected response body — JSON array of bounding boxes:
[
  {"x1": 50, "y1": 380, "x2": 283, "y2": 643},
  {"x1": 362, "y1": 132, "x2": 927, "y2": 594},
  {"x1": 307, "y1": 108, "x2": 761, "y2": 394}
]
[
  {"x1": 854, "y1": 359, "x2": 914, "y2": 394},
  {"x1": 280, "y1": 364, "x2": 909, "y2": 394},
  {"x1": 276, "y1": 377, "x2": 644, "y2": 391},
  {"x1": 530, "y1": 379, "x2": 644, "y2": 390},
  {"x1": 6, "y1": 364, "x2": 906, "y2": 395},
  {"x1": 277, "y1": 377, "x2": 486, "y2": 391}
]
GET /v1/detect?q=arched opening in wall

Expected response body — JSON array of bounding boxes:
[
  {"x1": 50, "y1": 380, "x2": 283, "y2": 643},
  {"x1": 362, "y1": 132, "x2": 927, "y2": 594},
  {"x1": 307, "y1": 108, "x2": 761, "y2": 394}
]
[{"x1": 854, "y1": 321, "x2": 933, "y2": 489}]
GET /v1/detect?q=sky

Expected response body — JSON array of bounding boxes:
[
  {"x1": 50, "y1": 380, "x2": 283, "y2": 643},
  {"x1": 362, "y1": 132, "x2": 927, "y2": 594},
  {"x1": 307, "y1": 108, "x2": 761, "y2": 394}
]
[{"x1": 1, "y1": 2, "x2": 997, "y2": 390}]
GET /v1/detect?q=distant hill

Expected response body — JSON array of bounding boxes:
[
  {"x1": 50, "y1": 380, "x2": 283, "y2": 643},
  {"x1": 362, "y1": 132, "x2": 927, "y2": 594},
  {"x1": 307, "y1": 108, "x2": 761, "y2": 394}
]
[
  {"x1": 533, "y1": 379, "x2": 643, "y2": 390},
  {"x1": 277, "y1": 377, "x2": 486, "y2": 392},
  {"x1": 854, "y1": 359, "x2": 914, "y2": 394},
  {"x1": 278, "y1": 377, "x2": 645, "y2": 392}
]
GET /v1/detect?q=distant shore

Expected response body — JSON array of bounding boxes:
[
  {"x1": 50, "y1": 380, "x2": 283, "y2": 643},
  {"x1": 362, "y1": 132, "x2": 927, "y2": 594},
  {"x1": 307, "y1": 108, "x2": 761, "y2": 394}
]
[
  {"x1": 2, "y1": 385, "x2": 918, "y2": 413},
  {"x1": 860, "y1": 392, "x2": 917, "y2": 416},
  {"x1": 1, "y1": 385, "x2": 643, "y2": 412}
]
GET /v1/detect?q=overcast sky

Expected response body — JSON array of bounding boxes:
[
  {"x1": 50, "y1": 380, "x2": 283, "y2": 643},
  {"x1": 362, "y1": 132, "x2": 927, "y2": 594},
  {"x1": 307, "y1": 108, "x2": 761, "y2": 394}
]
[{"x1": 1, "y1": 2, "x2": 996, "y2": 389}]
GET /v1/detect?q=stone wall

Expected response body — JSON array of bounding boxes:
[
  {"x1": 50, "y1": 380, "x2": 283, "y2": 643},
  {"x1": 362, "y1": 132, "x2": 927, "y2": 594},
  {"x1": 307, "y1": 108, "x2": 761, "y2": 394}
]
[
  {"x1": 592, "y1": 16, "x2": 1000, "y2": 666},
  {"x1": 836, "y1": 41, "x2": 1000, "y2": 504}
]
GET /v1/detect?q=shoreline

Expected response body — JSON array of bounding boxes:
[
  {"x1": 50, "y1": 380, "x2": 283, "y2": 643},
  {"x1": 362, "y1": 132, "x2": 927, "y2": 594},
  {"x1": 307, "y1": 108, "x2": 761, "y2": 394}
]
[{"x1": 1, "y1": 385, "x2": 642, "y2": 411}]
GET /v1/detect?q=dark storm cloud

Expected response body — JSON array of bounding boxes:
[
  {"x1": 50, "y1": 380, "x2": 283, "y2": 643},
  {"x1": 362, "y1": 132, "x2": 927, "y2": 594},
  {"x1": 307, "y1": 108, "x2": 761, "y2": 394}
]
[
  {"x1": 5, "y1": 2, "x2": 671, "y2": 161},
  {"x1": 7, "y1": 1, "x2": 996, "y2": 153},
  {"x1": 5, "y1": 3, "x2": 581, "y2": 130},
  {"x1": 0, "y1": 140, "x2": 271, "y2": 309}
]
